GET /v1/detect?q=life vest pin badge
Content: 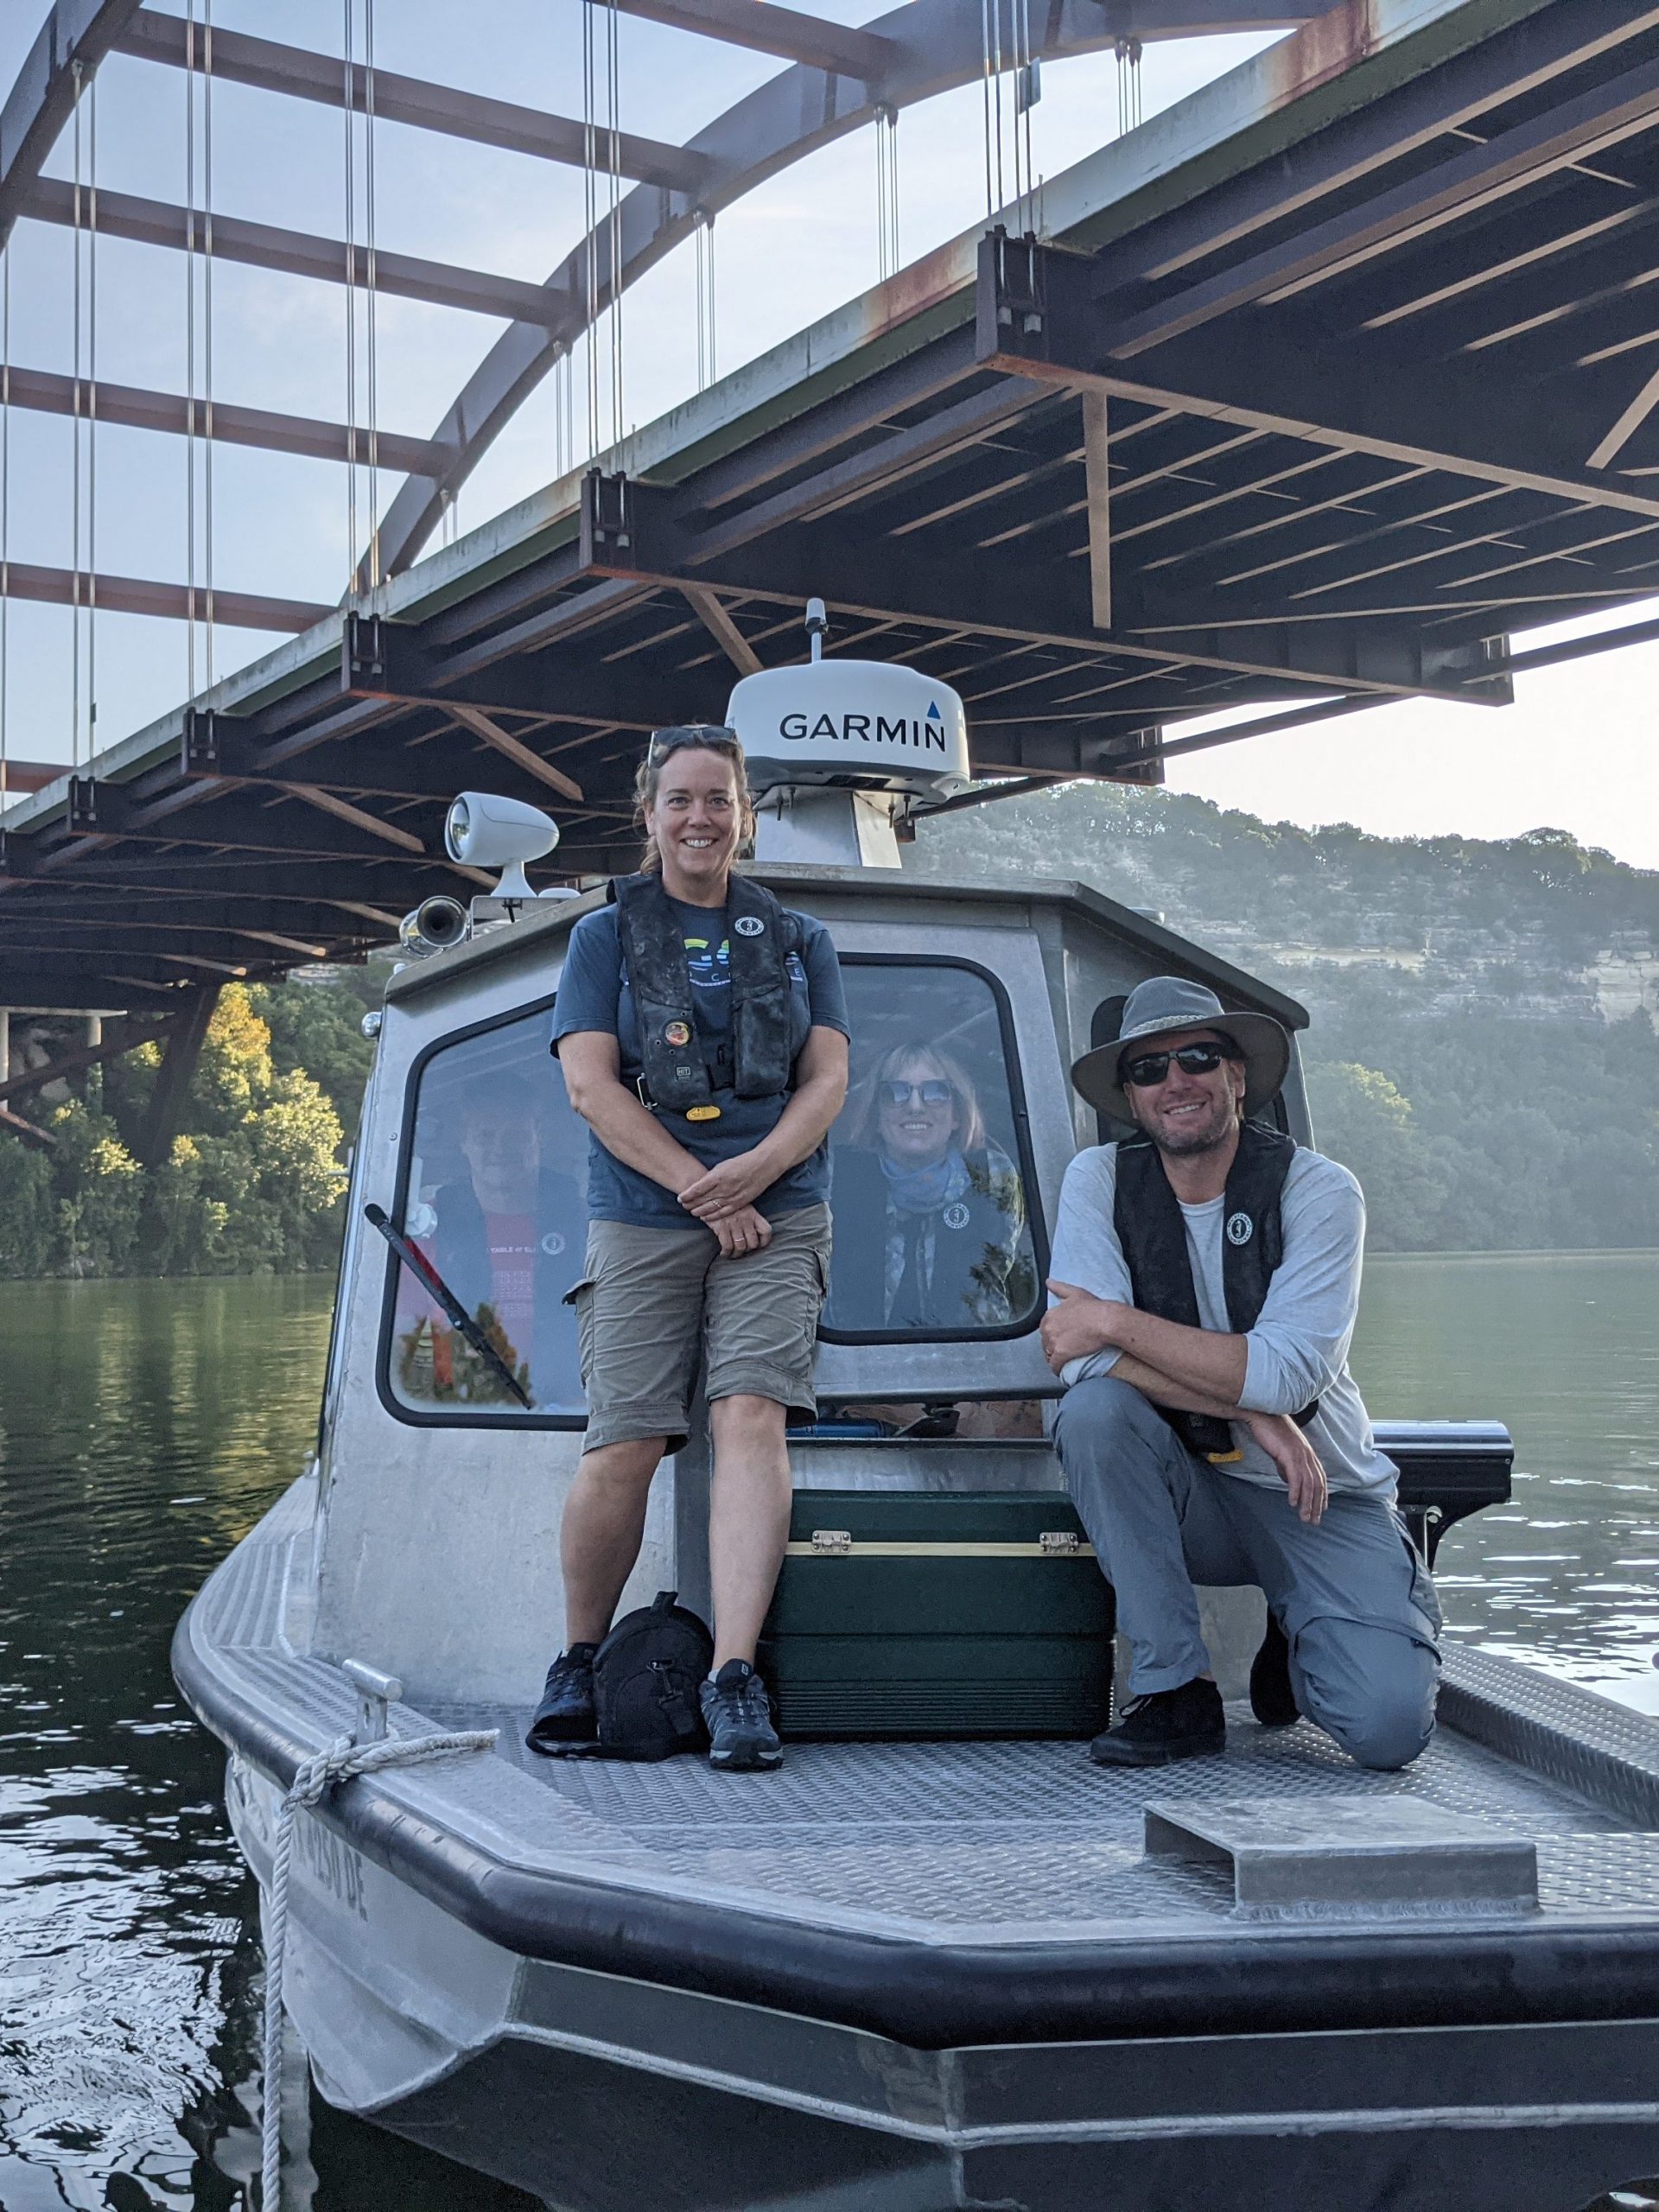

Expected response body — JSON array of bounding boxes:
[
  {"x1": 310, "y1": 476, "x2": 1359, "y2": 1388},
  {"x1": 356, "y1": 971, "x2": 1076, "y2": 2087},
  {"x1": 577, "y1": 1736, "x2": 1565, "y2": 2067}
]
[
  {"x1": 664, "y1": 1020, "x2": 691, "y2": 1046},
  {"x1": 686, "y1": 1104, "x2": 722, "y2": 1122},
  {"x1": 942, "y1": 1202, "x2": 971, "y2": 1230},
  {"x1": 1226, "y1": 1211, "x2": 1254, "y2": 1245}
]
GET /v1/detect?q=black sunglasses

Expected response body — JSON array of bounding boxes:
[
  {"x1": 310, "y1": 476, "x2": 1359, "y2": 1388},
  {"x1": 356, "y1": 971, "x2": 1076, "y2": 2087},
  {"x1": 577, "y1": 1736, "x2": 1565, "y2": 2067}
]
[
  {"x1": 880, "y1": 1078, "x2": 954, "y2": 1108},
  {"x1": 1122, "y1": 1042, "x2": 1235, "y2": 1088}
]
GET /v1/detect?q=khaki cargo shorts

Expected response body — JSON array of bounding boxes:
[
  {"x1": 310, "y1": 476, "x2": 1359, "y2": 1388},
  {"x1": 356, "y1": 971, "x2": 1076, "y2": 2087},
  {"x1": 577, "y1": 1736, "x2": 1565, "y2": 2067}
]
[{"x1": 566, "y1": 1202, "x2": 832, "y2": 1452}]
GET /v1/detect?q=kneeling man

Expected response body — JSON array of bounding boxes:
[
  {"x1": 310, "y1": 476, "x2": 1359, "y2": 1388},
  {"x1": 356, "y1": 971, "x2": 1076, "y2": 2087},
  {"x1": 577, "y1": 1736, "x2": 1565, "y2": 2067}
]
[{"x1": 1045, "y1": 976, "x2": 1440, "y2": 1772}]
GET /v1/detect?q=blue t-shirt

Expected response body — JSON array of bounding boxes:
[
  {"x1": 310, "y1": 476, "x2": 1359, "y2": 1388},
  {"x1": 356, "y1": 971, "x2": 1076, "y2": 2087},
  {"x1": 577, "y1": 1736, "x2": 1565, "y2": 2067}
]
[{"x1": 552, "y1": 894, "x2": 849, "y2": 1227}]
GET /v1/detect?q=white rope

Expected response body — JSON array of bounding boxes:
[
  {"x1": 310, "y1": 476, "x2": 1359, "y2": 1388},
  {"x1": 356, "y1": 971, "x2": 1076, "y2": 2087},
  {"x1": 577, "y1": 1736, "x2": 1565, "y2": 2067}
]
[{"x1": 258, "y1": 1724, "x2": 498, "y2": 2212}]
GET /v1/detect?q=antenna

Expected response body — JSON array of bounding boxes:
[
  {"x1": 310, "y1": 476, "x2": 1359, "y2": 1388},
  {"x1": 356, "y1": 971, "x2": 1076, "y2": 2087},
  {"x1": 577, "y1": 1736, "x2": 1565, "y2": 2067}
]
[{"x1": 804, "y1": 596, "x2": 828, "y2": 665}]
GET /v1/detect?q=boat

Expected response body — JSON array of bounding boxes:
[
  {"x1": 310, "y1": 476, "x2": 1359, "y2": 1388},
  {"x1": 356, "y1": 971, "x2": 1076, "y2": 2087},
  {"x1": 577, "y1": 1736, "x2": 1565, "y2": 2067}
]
[{"x1": 175, "y1": 642, "x2": 1659, "y2": 2212}]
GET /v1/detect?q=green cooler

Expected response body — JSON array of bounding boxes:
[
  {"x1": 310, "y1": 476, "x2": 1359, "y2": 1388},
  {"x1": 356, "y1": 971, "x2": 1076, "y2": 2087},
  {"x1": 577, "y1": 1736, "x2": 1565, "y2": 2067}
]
[{"x1": 757, "y1": 1489, "x2": 1115, "y2": 1739}]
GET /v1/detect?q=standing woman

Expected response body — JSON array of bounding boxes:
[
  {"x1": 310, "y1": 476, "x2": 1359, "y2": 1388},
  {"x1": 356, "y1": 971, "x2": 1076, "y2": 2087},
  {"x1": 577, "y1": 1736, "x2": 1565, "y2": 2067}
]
[{"x1": 535, "y1": 725, "x2": 849, "y2": 1770}]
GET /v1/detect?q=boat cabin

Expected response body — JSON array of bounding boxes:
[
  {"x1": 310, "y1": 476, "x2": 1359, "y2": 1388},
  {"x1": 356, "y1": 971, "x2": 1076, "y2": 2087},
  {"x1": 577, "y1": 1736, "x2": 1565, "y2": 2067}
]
[{"x1": 315, "y1": 862, "x2": 1315, "y2": 1709}]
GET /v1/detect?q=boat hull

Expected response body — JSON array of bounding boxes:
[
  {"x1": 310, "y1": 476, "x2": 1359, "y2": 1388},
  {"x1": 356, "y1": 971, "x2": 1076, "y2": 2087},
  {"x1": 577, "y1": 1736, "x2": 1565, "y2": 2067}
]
[{"x1": 222, "y1": 1756, "x2": 1659, "y2": 2212}]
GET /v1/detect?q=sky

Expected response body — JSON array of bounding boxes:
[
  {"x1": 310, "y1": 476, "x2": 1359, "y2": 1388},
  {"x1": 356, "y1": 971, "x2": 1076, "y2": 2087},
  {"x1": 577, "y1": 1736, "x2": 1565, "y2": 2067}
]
[{"x1": 0, "y1": 1, "x2": 1654, "y2": 868}]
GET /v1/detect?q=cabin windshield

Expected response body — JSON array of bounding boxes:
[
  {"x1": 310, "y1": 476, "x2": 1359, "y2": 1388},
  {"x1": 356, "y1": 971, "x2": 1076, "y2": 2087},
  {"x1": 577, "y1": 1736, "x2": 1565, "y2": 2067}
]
[
  {"x1": 384, "y1": 1001, "x2": 588, "y2": 1422},
  {"x1": 822, "y1": 958, "x2": 1043, "y2": 1342}
]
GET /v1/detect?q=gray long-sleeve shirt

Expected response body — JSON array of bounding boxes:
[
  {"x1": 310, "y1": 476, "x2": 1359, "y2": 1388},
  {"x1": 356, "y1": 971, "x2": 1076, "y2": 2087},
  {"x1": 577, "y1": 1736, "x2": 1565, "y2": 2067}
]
[{"x1": 1048, "y1": 1142, "x2": 1397, "y2": 1498}]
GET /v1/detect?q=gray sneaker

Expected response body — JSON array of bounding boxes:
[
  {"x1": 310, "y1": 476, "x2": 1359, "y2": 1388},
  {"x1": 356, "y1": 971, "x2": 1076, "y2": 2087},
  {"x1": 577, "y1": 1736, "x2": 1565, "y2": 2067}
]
[{"x1": 700, "y1": 1660, "x2": 782, "y2": 1771}]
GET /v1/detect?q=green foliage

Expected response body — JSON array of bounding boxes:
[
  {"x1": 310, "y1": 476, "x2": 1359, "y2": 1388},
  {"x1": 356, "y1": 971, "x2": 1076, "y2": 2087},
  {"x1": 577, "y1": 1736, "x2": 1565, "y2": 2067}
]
[
  {"x1": 1, "y1": 978, "x2": 356, "y2": 1279},
  {"x1": 915, "y1": 788, "x2": 1659, "y2": 1253},
  {"x1": 250, "y1": 975, "x2": 377, "y2": 1135}
]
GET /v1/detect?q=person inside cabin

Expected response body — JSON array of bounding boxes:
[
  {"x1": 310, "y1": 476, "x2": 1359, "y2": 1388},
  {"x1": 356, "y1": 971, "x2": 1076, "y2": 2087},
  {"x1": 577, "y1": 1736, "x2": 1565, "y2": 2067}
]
[
  {"x1": 1042, "y1": 975, "x2": 1441, "y2": 1773},
  {"x1": 396, "y1": 1072, "x2": 585, "y2": 1411},
  {"x1": 827, "y1": 1040, "x2": 1028, "y2": 1332},
  {"x1": 532, "y1": 723, "x2": 849, "y2": 1772}
]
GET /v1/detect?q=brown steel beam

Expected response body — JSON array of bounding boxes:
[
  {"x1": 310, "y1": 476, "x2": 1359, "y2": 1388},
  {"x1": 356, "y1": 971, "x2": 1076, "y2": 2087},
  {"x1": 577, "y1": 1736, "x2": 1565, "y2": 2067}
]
[
  {"x1": 0, "y1": 757, "x2": 64, "y2": 795},
  {"x1": 0, "y1": 0, "x2": 147, "y2": 245},
  {"x1": 0, "y1": 1011, "x2": 179, "y2": 1108},
  {"x1": 1099, "y1": 50, "x2": 1659, "y2": 358},
  {"x1": 978, "y1": 238, "x2": 1659, "y2": 525},
  {"x1": 584, "y1": 473, "x2": 1502, "y2": 702},
  {"x1": 61, "y1": 776, "x2": 432, "y2": 861},
  {"x1": 445, "y1": 703, "x2": 585, "y2": 803},
  {"x1": 135, "y1": 983, "x2": 219, "y2": 1166},
  {"x1": 116, "y1": 10, "x2": 708, "y2": 193},
  {"x1": 1081, "y1": 392, "x2": 1112, "y2": 631},
  {"x1": 679, "y1": 583, "x2": 762, "y2": 675},
  {"x1": 22, "y1": 177, "x2": 567, "y2": 325},
  {"x1": 0, "y1": 561, "x2": 328, "y2": 633},
  {"x1": 1, "y1": 362, "x2": 448, "y2": 475},
  {"x1": 0, "y1": 1102, "x2": 55, "y2": 1148},
  {"x1": 611, "y1": 0, "x2": 891, "y2": 78}
]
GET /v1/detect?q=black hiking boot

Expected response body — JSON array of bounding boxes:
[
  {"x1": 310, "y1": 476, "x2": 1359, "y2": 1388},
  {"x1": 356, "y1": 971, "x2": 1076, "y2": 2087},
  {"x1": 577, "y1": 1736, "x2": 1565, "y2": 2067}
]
[
  {"x1": 1249, "y1": 1614, "x2": 1300, "y2": 1729},
  {"x1": 1090, "y1": 1677, "x2": 1225, "y2": 1769},
  {"x1": 524, "y1": 1643, "x2": 598, "y2": 1751},
  {"x1": 700, "y1": 1660, "x2": 782, "y2": 1772}
]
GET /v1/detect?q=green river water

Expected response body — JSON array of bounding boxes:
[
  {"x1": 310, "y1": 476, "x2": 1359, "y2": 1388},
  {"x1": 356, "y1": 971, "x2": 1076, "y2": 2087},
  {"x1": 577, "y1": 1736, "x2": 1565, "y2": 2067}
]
[{"x1": 2, "y1": 1253, "x2": 1656, "y2": 2210}]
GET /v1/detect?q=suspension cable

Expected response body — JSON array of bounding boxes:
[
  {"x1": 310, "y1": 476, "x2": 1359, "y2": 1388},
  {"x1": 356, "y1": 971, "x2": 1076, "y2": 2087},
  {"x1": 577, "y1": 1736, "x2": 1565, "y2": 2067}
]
[
  {"x1": 607, "y1": 0, "x2": 624, "y2": 453},
  {"x1": 979, "y1": 0, "x2": 995, "y2": 219},
  {"x1": 2, "y1": 246, "x2": 10, "y2": 807},
  {"x1": 71, "y1": 59, "x2": 83, "y2": 767},
  {"x1": 342, "y1": 0, "x2": 359, "y2": 590},
  {"x1": 87, "y1": 67, "x2": 99, "y2": 759},
  {"x1": 184, "y1": 0, "x2": 197, "y2": 697},
  {"x1": 874, "y1": 107, "x2": 899, "y2": 282},
  {"x1": 202, "y1": 2, "x2": 214, "y2": 690},
  {"x1": 1116, "y1": 36, "x2": 1142, "y2": 138},
  {"x1": 363, "y1": 0, "x2": 380, "y2": 589},
  {"x1": 695, "y1": 212, "x2": 716, "y2": 391},
  {"x1": 582, "y1": 2, "x2": 598, "y2": 459}
]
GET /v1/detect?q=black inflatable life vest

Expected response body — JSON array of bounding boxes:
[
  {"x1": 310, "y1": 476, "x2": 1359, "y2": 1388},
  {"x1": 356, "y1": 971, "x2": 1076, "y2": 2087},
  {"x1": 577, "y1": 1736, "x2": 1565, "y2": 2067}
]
[
  {"x1": 1113, "y1": 1120, "x2": 1318, "y2": 1459},
  {"x1": 609, "y1": 871, "x2": 802, "y2": 1114}
]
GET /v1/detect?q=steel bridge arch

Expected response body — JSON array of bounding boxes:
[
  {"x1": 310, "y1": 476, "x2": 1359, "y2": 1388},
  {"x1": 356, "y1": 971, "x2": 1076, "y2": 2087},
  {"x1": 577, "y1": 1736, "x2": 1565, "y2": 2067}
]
[
  {"x1": 1, "y1": 0, "x2": 1327, "y2": 607},
  {"x1": 369, "y1": 0, "x2": 1320, "y2": 580}
]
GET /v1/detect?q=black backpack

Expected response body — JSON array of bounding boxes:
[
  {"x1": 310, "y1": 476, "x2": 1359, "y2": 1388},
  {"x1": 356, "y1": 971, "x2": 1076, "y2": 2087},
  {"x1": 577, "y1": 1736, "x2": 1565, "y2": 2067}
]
[{"x1": 560, "y1": 1592, "x2": 714, "y2": 1762}]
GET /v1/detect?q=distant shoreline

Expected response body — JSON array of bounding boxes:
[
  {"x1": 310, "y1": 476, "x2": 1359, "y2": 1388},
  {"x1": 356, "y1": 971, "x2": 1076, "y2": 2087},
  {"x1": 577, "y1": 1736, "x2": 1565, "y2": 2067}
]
[{"x1": 1369, "y1": 1247, "x2": 1659, "y2": 1263}]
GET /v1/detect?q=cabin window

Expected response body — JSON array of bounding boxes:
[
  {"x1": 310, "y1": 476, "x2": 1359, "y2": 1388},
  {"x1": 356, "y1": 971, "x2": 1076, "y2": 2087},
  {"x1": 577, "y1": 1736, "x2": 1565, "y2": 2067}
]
[
  {"x1": 821, "y1": 957, "x2": 1045, "y2": 1343},
  {"x1": 382, "y1": 999, "x2": 588, "y2": 1424}
]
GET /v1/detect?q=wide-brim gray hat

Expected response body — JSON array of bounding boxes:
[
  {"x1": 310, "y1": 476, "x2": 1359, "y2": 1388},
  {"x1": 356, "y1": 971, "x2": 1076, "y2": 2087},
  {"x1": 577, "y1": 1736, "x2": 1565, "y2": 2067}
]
[{"x1": 1070, "y1": 975, "x2": 1291, "y2": 1125}]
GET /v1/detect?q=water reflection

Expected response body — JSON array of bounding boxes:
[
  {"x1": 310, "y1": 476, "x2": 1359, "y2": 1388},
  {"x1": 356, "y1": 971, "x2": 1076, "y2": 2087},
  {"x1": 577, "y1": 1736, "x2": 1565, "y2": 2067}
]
[
  {"x1": 1, "y1": 1257, "x2": 1656, "y2": 2209},
  {"x1": 0, "y1": 1279, "x2": 535, "y2": 2210},
  {"x1": 1354, "y1": 1251, "x2": 1659, "y2": 1707}
]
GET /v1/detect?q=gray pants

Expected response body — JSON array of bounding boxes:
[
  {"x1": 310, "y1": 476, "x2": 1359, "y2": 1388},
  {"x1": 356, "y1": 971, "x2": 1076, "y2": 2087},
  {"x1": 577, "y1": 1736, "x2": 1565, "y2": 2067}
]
[{"x1": 1053, "y1": 1376, "x2": 1442, "y2": 1772}]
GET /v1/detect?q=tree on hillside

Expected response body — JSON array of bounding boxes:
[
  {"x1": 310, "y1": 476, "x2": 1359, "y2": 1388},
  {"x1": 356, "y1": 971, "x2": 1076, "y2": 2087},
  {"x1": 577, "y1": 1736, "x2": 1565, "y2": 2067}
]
[{"x1": 3, "y1": 985, "x2": 347, "y2": 1279}]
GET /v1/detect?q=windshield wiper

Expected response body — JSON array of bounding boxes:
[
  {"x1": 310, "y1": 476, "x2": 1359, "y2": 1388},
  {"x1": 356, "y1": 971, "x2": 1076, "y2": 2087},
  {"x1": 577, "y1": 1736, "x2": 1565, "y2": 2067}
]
[{"x1": 365, "y1": 1202, "x2": 532, "y2": 1409}]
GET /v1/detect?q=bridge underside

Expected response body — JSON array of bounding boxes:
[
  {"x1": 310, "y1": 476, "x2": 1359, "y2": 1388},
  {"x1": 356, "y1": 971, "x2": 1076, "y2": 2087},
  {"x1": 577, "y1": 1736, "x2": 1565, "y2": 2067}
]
[{"x1": 5, "y1": 0, "x2": 1659, "y2": 1009}]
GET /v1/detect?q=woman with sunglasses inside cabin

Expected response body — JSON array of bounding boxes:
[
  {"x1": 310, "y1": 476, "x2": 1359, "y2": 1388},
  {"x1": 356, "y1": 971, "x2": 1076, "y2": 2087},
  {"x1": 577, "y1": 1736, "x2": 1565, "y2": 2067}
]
[
  {"x1": 534, "y1": 724, "x2": 849, "y2": 1772},
  {"x1": 827, "y1": 1040, "x2": 1029, "y2": 1333}
]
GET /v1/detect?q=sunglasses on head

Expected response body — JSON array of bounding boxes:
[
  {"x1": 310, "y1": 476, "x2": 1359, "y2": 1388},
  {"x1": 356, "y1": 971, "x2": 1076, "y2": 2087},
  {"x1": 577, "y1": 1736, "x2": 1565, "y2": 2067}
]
[
  {"x1": 647, "y1": 725, "x2": 737, "y2": 763},
  {"x1": 1122, "y1": 1042, "x2": 1236, "y2": 1089},
  {"x1": 880, "y1": 1078, "x2": 954, "y2": 1108}
]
